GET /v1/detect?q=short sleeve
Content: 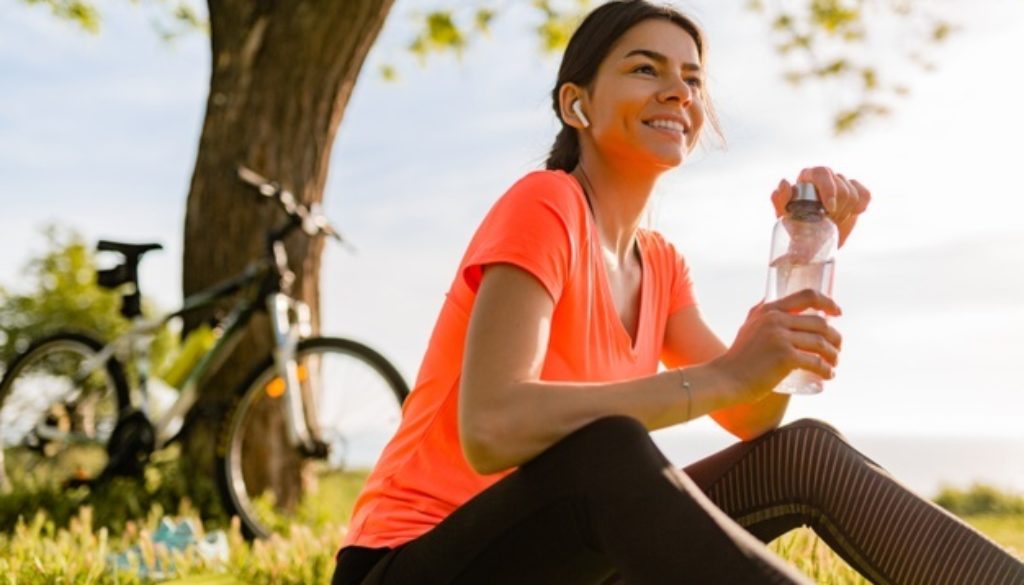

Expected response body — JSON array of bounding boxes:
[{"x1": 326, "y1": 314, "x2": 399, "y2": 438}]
[
  {"x1": 666, "y1": 241, "x2": 699, "y2": 315},
  {"x1": 461, "y1": 172, "x2": 581, "y2": 303}
]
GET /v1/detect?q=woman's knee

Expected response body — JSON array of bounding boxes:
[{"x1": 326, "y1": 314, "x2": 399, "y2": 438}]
[
  {"x1": 539, "y1": 415, "x2": 664, "y2": 476},
  {"x1": 565, "y1": 415, "x2": 653, "y2": 456},
  {"x1": 780, "y1": 417, "x2": 846, "y2": 441},
  {"x1": 580, "y1": 414, "x2": 649, "y2": 438},
  {"x1": 775, "y1": 417, "x2": 882, "y2": 472},
  {"x1": 558, "y1": 416, "x2": 693, "y2": 504}
]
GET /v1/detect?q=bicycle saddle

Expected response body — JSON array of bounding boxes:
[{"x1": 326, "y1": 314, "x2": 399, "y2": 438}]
[
  {"x1": 96, "y1": 241, "x2": 163, "y2": 319},
  {"x1": 97, "y1": 240, "x2": 163, "y2": 256}
]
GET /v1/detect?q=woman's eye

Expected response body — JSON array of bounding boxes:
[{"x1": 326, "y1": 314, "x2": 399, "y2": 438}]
[
  {"x1": 686, "y1": 77, "x2": 703, "y2": 88},
  {"x1": 633, "y1": 64, "x2": 657, "y2": 75}
]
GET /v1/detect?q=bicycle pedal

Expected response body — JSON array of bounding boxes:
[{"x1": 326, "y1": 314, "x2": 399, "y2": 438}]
[
  {"x1": 301, "y1": 439, "x2": 330, "y2": 459},
  {"x1": 104, "y1": 409, "x2": 156, "y2": 476}
]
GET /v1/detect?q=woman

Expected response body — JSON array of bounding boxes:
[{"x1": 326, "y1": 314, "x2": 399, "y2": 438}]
[{"x1": 332, "y1": 2, "x2": 1024, "y2": 583}]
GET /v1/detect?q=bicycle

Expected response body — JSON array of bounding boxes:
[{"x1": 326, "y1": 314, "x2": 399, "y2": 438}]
[{"x1": 0, "y1": 166, "x2": 410, "y2": 539}]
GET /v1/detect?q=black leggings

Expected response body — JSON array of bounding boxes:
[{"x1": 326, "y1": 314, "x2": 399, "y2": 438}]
[{"x1": 333, "y1": 416, "x2": 1024, "y2": 585}]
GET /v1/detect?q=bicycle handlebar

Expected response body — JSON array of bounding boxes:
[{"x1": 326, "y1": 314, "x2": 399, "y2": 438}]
[{"x1": 236, "y1": 166, "x2": 347, "y2": 246}]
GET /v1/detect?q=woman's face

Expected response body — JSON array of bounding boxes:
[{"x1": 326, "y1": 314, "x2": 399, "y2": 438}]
[{"x1": 583, "y1": 19, "x2": 706, "y2": 170}]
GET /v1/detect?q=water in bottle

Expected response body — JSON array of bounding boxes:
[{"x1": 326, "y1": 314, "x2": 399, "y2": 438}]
[{"x1": 765, "y1": 182, "x2": 838, "y2": 395}]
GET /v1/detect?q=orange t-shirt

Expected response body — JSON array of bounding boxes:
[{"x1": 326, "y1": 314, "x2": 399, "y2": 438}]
[{"x1": 340, "y1": 169, "x2": 698, "y2": 550}]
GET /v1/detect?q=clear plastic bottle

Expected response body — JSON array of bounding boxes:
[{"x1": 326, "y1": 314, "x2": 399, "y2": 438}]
[
  {"x1": 158, "y1": 323, "x2": 217, "y2": 389},
  {"x1": 765, "y1": 182, "x2": 839, "y2": 394},
  {"x1": 147, "y1": 323, "x2": 218, "y2": 419}
]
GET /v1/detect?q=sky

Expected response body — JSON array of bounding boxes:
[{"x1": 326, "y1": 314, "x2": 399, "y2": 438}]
[{"x1": 1, "y1": 0, "x2": 1022, "y2": 491}]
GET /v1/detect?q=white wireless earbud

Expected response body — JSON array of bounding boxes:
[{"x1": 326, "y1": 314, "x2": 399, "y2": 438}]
[{"x1": 572, "y1": 100, "x2": 590, "y2": 128}]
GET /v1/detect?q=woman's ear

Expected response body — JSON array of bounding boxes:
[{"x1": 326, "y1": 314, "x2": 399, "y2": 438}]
[{"x1": 558, "y1": 83, "x2": 589, "y2": 130}]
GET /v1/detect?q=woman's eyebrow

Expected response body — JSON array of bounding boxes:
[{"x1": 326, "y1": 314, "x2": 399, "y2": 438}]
[{"x1": 623, "y1": 48, "x2": 702, "y2": 73}]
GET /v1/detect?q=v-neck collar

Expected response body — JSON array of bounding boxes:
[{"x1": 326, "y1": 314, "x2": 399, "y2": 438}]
[{"x1": 565, "y1": 171, "x2": 647, "y2": 355}]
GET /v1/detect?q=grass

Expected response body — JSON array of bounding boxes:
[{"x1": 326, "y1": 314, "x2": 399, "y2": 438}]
[
  {"x1": 0, "y1": 479, "x2": 1021, "y2": 584},
  {"x1": 962, "y1": 514, "x2": 1024, "y2": 553},
  {"x1": 0, "y1": 505, "x2": 343, "y2": 584},
  {"x1": 773, "y1": 527, "x2": 868, "y2": 584}
]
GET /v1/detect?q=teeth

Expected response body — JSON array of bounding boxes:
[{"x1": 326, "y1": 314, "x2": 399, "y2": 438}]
[{"x1": 646, "y1": 119, "x2": 686, "y2": 133}]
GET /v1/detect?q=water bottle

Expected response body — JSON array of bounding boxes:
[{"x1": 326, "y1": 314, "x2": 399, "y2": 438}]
[
  {"x1": 147, "y1": 323, "x2": 218, "y2": 422},
  {"x1": 765, "y1": 182, "x2": 839, "y2": 394},
  {"x1": 158, "y1": 323, "x2": 218, "y2": 389}
]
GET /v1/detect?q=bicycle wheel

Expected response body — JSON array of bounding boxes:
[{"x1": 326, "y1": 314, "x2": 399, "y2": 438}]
[
  {"x1": 0, "y1": 332, "x2": 129, "y2": 493},
  {"x1": 217, "y1": 336, "x2": 409, "y2": 539}
]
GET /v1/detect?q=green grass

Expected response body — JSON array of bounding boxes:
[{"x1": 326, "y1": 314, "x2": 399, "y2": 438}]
[
  {"x1": 773, "y1": 527, "x2": 869, "y2": 584},
  {"x1": 0, "y1": 505, "x2": 343, "y2": 584},
  {"x1": 235, "y1": 469, "x2": 370, "y2": 538},
  {"x1": 963, "y1": 514, "x2": 1024, "y2": 553},
  {"x1": 0, "y1": 480, "x2": 1021, "y2": 584}
]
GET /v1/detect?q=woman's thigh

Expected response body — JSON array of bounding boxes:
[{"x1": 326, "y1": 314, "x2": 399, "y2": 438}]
[
  {"x1": 361, "y1": 492, "x2": 615, "y2": 585},
  {"x1": 358, "y1": 417, "x2": 634, "y2": 585},
  {"x1": 355, "y1": 416, "x2": 811, "y2": 585}
]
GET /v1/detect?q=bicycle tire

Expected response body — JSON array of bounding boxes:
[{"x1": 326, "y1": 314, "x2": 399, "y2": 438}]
[
  {"x1": 216, "y1": 336, "x2": 409, "y2": 539},
  {"x1": 0, "y1": 332, "x2": 129, "y2": 493}
]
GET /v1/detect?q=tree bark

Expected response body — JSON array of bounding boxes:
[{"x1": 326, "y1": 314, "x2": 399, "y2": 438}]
[{"x1": 181, "y1": 0, "x2": 395, "y2": 517}]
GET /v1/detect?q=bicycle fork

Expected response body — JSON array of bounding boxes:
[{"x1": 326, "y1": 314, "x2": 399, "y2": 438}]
[{"x1": 267, "y1": 293, "x2": 325, "y2": 457}]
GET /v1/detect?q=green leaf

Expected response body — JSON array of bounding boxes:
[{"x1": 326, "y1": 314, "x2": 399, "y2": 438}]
[
  {"x1": 406, "y1": 10, "x2": 471, "y2": 62},
  {"x1": 809, "y1": 0, "x2": 861, "y2": 35},
  {"x1": 815, "y1": 58, "x2": 849, "y2": 77},
  {"x1": 379, "y1": 64, "x2": 399, "y2": 82},
  {"x1": 171, "y1": 1, "x2": 206, "y2": 33},
  {"x1": 537, "y1": 16, "x2": 573, "y2": 52},
  {"x1": 23, "y1": 0, "x2": 100, "y2": 33},
  {"x1": 932, "y1": 21, "x2": 955, "y2": 43},
  {"x1": 841, "y1": 28, "x2": 865, "y2": 42},
  {"x1": 532, "y1": 0, "x2": 556, "y2": 19},
  {"x1": 426, "y1": 11, "x2": 465, "y2": 51},
  {"x1": 776, "y1": 33, "x2": 813, "y2": 55},
  {"x1": 534, "y1": 4, "x2": 586, "y2": 53},
  {"x1": 474, "y1": 8, "x2": 495, "y2": 34},
  {"x1": 22, "y1": 0, "x2": 208, "y2": 40},
  {"x1": 772, "y1": 13, "x2": 794, "y2": 31},
  {"x1": 860, "y1": 67, "x2": 877, "y2": 90},
  {"x1": 834, "y1": 108, "x2": 862, "y2": 134},
  {"x1": 409, "y1": 35, "x2": 428, "y2": 59},
  {"x1": 783, "y1": 69, "x2": 806, "y2": 86},
  {"x1": 833, "y1": 102, "x2": 890, "y2": 134},
  {"x1": 746, "y1": 0, "x2": 766, "y2": 13}
]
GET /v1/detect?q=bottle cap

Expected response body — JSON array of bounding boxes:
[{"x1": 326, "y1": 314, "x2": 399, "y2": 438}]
[{"x1": 791, "y1": 182, "x2": 819, "y2": 203}]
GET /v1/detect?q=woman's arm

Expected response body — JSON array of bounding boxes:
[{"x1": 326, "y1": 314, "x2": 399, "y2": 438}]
[
  {"x1": 661, "y1": 306, "x2": 791, "y2": 441},
  {"x1": 459, "y1": 263, "x2": 741, "y2": 475}
]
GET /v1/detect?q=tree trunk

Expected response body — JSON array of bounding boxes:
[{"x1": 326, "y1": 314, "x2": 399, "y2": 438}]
[{"x1": 180, "y1": 0, "x2": 395, "y2": 518}]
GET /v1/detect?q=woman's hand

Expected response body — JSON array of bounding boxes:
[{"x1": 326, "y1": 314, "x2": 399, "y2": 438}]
[
  {"x1": 712, "y1": 289, "x2": 843, "y2": 405},
  {"x1": 771, "y1": 167, "x2": 872, "y2": 248}
]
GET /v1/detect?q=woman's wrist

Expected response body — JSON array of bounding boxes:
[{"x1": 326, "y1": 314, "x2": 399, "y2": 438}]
[
  {"x1": 706, "y1": 358, "x2": 747, "y2": 406},
  {"x1": 674, "y1": 368, "x2": 693, "y2": 422},
  {"x1": 672, "y1": 362, "x2": 743, "y2": 422}
]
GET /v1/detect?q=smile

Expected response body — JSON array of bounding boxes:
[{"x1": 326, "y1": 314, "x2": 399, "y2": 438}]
[{"x1": 643, "y1": 119, "x2": 687, "y2": 140}]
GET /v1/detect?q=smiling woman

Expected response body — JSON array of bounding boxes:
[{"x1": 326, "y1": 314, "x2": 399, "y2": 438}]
[
  {"x1": 545, "y1": 14, "x2": 723, "y2": 176},
  {"x1": 330, "y1": 1, "x2": 1024, "y2": 584}
]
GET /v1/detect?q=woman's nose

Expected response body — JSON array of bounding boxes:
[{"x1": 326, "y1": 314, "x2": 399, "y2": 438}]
[{"x1": 659, "y1": 77, "x2": 693, "y2": 106}]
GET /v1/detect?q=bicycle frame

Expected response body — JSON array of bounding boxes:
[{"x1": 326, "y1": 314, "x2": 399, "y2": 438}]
[
  {"x1": 77, "y1": 252, "x2": 319, "y2": 455},
  {"x1": 47, "y1": 166, "x2": 344, "y2": 473}
]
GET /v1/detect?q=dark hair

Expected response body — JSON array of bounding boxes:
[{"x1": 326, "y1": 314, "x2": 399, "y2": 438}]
[{"x1": 545, "y1": 0, "x2": 723, "y2": 171}]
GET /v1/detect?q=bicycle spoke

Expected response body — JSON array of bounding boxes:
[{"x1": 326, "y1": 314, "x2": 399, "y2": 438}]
[
  {"x1": 0, "y1": 334, "x2": 125, "y2": 492},
  {"x1": 219, "y1": 337, "x2": 408, "y2": 539}
]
